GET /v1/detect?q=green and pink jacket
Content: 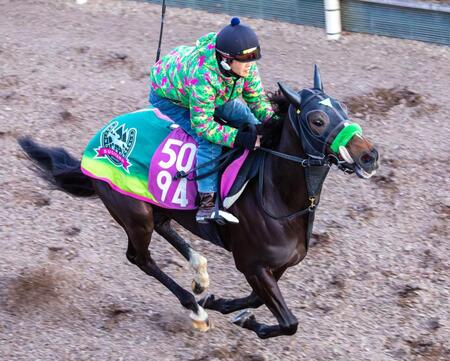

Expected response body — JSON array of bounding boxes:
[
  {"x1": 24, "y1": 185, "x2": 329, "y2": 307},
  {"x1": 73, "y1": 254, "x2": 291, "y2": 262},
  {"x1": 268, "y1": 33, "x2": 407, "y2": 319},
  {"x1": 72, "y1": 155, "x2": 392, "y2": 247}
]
[{"x1": 150, "y1": 32, "x2": 274, "y2": 148}]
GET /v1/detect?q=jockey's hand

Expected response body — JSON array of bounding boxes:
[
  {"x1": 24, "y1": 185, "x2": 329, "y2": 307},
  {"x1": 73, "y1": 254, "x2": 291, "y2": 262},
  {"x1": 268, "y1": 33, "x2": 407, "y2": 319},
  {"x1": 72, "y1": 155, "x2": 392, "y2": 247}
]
[
  {"x1": 255, "y1": 114, "x2": 281, "y2": 137},
  {"x1": 234, "y1": 123, "x2": 257, "y2": 150},
  {"x1": 255, "y1": 135, "x2": 262, "y2": 149}
]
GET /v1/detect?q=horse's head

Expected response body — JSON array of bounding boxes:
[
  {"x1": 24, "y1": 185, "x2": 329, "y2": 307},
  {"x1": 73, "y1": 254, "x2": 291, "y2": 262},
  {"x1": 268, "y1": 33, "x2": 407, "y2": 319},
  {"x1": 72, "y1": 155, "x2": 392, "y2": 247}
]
[{"x1": 278, "y1": 65, "x2": 379, "y2": 178}]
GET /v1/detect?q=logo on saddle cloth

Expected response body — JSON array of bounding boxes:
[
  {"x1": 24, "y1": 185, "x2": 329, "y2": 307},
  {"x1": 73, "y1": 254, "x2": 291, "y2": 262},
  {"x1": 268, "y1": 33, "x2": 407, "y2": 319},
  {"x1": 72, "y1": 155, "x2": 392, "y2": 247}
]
[{"x1": 95, "y1": 121, "x2": 137, "y2": 173}]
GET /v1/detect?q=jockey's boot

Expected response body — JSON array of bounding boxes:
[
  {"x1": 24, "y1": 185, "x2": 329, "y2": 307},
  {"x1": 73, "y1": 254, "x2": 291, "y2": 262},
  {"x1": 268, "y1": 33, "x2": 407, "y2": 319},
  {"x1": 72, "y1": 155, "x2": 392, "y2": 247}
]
[
  {"x1": 196, "y1": 192, "x2": 240, "y2": 225},
  {"x1": 196, "y1": 192, "x2": 216, "y2": 224}
]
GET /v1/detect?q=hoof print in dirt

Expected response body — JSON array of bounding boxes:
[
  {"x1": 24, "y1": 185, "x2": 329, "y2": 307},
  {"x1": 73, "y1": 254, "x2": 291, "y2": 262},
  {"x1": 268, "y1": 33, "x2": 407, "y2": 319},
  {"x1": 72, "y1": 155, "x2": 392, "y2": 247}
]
[
  {"x1": 64, "y1": 226, "x2": 81, "y2": 236},
  {"x1": 313, "y1": 302, "x2": 333, "y2": 314},
  {"x1": 404, "y1": 338, "x2": 447, "y2": 358},
  {"x1": 110, "y1": 52, "x2": 128, "y2": 61},
  {"x1": 101, "y1": 51, "x2": 130, "y2": 68},
  {"x1": 381, "y1": 157, "x2": 401, "y2": 169},
  {"x1": 59, "y1": 110, "x2": 75, "y2": 121},
  {"x1": 397, "y1": 284, "x2": 423, "y2": 308},
  {"x1": 348, "y1": 203, "x2": 374, "y2": 221},
  {"x1": 344, "y1": 87, "x2": 423, "y2": 119},
  {"x1": 0, "y1": 74, "x2": 20, "y2": 88},
  {"x1": 47, "y1": 246, "x2": 79, "y2": 261},
  {"x1": 370, "y1": 170, "x2": 397, "y2": 190},
  {"x1": 398, "y1": 284, "x2": 422, "y2": 298},
  {"x1": 75, "y1": 45, "x2": 90, "y2": 54},
  {"x1": 426, "y1": 318, "x2": 441, "y2": 331},
  {"x1": 33, "y1": 195, "x2": 51, "y2": 207},
  {"x1": 101, "y1": 304, "x2": 133, "y2": 330},
  {"x1": 309, "y1": 232, "x2": 332, "y2": 248},
  {"x1": 330, "y1": 274, "x2": 346, "y2": 289},
  {"x1": 1, "y1": 90, "x2": 19, "y2": 101},
  {"x1": 148, "y1": 311, "x2": 191, "y2": 334}
]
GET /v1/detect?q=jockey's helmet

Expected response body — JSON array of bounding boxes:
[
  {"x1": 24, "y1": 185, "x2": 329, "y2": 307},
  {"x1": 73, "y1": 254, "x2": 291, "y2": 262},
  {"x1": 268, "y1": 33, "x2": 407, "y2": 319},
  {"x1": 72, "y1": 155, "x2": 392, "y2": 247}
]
[{"x1": 216, "y1": 17, "x2": 261, "y2": 62}]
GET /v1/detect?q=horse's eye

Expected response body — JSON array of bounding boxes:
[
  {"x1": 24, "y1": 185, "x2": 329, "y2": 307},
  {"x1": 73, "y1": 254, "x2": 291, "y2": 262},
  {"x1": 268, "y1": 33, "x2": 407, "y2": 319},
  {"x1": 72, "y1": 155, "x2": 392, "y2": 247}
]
[{"x1": 313, "y1": 119, "x2": 324, "y2": 127}]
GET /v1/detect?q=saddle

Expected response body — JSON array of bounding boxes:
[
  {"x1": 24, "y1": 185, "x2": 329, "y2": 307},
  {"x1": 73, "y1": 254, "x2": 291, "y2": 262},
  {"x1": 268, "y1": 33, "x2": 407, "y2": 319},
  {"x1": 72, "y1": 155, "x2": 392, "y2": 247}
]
[{"x1": 80, "y1": 106, "x2": 261, "y2": 212}]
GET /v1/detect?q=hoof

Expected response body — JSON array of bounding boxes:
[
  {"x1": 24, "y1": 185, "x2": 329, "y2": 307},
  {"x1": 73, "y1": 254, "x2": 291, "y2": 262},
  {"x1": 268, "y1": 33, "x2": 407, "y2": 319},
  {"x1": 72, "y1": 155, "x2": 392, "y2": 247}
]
[
  {"x1": 191, "y1": 279, "x2": 206, "y2": 295},
  {"x1": 191, "y1": 317, "x2": 210, "y2": 332},
  {"x1": 232, "y1": 309, "x2": 254, "y2": 327},
  {"x1": 190, "y1": 306, "x2": 210, "y2": 332},
  {"x1": 198, "y1": 293, "x2": 215, "y2": 309}
]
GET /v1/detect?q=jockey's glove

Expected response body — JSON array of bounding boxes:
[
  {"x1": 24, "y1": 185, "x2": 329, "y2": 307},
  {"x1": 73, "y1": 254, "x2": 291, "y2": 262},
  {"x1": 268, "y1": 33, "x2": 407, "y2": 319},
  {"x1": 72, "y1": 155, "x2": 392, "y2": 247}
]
[
  {"x1": 256, "y1": 114, "x2": 282, "y2": 135},
  {"x1": 234, "y1": 123, "x2": 257, "y2": 150}
]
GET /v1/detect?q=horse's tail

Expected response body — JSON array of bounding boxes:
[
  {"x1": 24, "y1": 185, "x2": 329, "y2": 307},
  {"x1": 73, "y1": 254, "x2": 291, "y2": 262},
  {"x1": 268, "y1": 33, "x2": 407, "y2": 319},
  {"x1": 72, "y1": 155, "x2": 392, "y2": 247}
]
[{"x1": 18, "y1": 137, "x2": 96, "y2": 197}]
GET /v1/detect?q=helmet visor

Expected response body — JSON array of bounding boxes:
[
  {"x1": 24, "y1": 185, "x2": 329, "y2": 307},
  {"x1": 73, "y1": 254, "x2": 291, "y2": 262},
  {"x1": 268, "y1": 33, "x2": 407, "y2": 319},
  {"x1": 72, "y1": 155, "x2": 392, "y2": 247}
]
[{"x1": 233, "y1": 46, "x2": 261, "y2": 62}]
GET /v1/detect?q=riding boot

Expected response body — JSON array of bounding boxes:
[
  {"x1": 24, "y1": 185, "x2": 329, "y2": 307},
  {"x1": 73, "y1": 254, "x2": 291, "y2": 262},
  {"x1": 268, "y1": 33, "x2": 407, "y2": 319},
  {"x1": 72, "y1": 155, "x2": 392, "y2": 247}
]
[{"x1": 196, "y1": 192, "x2": 217, "y2": 224}]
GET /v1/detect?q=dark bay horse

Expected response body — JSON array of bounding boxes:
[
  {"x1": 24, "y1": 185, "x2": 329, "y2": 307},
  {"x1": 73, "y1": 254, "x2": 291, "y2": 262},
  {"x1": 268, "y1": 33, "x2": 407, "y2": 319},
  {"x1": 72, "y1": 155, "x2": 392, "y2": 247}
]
[{"x1": 18, "y1": 66, "x2": 379, "y2": 338}]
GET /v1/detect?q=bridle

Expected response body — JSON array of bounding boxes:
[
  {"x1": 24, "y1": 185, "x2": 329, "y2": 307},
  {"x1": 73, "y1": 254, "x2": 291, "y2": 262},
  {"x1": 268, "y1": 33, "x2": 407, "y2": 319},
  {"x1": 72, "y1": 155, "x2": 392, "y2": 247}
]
[{"x1": 256, "y1": 90, "x2": 358, "y2": 220}]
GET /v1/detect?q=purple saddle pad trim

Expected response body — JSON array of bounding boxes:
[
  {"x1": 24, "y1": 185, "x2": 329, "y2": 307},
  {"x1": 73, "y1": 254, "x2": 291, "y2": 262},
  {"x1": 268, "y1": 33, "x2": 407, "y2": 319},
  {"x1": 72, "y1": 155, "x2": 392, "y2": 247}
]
[{"x1": 220, "y1": 149, "x2": 250, "y2": 200}]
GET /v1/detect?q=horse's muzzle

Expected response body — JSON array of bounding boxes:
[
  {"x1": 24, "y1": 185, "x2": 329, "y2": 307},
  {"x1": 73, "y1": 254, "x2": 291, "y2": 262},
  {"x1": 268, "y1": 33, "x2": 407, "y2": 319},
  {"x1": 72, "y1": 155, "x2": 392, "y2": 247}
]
[{"x1": 355, "y1": 148, "x2": 379, "y2": 178}]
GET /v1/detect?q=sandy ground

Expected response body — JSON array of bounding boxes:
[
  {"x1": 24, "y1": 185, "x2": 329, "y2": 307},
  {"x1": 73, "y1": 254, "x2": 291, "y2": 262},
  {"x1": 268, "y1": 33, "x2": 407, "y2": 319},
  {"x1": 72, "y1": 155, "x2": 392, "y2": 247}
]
[{"x1": 0, "y1": 0, "x2": 449, "y2": 360}]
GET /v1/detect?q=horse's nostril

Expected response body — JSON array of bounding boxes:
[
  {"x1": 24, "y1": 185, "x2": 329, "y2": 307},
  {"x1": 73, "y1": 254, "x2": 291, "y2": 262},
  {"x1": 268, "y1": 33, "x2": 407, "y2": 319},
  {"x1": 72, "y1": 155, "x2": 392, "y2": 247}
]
[{"x1": 361, "y1": 153, "x2": 374, "y2": 164}]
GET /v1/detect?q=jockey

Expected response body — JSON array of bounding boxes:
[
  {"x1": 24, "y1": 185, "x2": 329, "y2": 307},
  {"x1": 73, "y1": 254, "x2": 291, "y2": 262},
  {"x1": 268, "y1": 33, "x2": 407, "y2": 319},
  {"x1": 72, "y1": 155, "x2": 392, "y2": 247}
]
[{"x1": 149, "y1": 17, "x2": 277, "y2": 223}]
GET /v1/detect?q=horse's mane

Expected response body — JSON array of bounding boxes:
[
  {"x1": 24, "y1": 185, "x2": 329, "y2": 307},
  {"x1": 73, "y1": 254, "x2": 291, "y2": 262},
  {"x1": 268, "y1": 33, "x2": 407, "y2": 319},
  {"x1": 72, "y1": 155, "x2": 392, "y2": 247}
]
[{"x1": 260, "y1": 90, "x2": 289, "y2": 148}]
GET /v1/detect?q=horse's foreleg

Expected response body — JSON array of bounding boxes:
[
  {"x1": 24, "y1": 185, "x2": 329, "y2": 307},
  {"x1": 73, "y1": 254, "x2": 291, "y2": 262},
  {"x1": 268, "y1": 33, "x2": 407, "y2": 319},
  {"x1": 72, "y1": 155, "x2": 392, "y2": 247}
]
[
  {"x1": 199, "y1": 291, "x2": 262, "y2": 314},
  {"x1": 199, "y1": 267, "x2": 286, "y2": 315},
  {"x1": 154, "y1": 216, "x2": 209, "y2": 294},
  {"x1": 233, "y1": 268, "x2": 298, "y2": 339}
]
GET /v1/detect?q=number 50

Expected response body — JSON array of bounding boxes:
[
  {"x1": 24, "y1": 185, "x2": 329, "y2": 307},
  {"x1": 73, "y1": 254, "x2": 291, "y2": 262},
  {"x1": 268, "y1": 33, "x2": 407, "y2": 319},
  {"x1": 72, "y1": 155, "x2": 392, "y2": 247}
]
[{"x1": 157, "y1": 139, "x2": 197, "y2": 207}]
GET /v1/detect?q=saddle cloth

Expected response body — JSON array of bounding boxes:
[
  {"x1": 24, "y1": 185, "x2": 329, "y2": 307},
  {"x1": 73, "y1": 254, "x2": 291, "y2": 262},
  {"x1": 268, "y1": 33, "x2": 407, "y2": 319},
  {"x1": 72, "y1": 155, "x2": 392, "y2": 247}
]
[{"x1": 80, "y1": 107, "x2": 259, "y2": 210}]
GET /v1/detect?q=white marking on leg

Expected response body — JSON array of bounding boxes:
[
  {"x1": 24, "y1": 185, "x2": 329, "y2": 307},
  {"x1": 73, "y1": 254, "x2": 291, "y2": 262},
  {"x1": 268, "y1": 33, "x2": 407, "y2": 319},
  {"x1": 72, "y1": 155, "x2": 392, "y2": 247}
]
[
  {"x1": 189, "y1": 249, "x2": 209, "y2": 290},
  {"x1": 189, "y1": 305, "x2": 208, "y2": 322}
]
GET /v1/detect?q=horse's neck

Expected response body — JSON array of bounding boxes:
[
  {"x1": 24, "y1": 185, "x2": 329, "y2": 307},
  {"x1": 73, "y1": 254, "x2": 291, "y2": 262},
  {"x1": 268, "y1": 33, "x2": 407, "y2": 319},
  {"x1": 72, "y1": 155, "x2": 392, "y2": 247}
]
[{"x1": 264, "y1": 117, "x2": 310, "y2": 211}]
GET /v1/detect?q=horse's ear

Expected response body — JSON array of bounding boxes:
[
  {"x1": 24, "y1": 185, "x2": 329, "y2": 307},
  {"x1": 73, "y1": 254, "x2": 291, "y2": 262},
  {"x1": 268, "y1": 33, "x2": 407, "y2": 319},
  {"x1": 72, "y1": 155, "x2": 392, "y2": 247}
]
[
  {"x1": 277, "y1": 82, "x2": 301, "y2": 108},
  {"x1": 313, "y1": 64, "x2": 323, "y2": 91}
]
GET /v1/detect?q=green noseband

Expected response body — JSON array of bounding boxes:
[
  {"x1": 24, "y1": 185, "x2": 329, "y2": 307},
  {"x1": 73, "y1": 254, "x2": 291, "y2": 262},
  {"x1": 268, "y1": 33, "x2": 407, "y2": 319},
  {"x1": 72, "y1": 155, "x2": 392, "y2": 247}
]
[{"x1": 330, "y1": 123, "x2": 362, "y2": 153}]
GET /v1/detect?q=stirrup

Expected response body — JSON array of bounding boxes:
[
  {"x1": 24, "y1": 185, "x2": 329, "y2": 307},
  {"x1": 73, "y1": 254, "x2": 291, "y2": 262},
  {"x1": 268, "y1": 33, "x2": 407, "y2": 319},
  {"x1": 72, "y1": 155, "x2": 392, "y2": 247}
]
[{"x1": 196, "y1": 210, "x2": 239, "y2": 224}]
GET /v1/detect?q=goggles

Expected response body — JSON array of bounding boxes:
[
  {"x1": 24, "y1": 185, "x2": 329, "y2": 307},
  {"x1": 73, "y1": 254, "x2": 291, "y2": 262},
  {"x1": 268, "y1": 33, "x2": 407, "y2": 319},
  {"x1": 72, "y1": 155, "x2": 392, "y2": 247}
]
[
  {"x1": 218, "y1": 47, "x2": 262, "y2": 63},
  {"x1": 233, "y1": 46, "x2": 261, "y2": 62}
]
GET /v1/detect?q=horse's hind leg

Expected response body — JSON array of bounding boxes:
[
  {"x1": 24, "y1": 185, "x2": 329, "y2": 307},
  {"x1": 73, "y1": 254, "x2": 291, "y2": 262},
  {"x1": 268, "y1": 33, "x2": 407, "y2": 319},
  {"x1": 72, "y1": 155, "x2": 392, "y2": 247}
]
[
  {"x1": 129, "y1": 228, "x2": 210, "y2": 331},
  {"x1": 93, "y1": 180, "x2": 210, "y2": 331},
  {"x1": 154, "y1": 215, "x2": 209, "y2": 294}
]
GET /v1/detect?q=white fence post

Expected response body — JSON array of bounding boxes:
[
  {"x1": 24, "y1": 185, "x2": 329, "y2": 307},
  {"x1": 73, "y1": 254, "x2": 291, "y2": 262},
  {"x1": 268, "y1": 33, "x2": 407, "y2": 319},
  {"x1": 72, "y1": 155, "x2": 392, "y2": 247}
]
[{"x1": 324, "y1": 0, "x2": 342, "y2": 40}]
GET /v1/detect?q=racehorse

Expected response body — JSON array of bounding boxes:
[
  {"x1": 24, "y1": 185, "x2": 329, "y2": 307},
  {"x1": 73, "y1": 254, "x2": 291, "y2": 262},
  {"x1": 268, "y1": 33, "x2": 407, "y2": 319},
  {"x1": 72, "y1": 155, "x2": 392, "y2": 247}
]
[{"x1": 18, "y1": 66, "x2": 379, "y2": 339}]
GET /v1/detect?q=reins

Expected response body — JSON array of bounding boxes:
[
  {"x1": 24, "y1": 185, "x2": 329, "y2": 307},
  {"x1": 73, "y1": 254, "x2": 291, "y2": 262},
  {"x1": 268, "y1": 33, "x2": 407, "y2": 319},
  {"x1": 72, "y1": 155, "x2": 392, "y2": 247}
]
[
  {"x1": 174, "y1": 148, "x2": 240, "y2": 181},
  {"x1": 257, "y1": 147, "x2": 328, "y2": 167},
  {"x1": 256, "y1": 148, "x2": 331, "y2": 221}
]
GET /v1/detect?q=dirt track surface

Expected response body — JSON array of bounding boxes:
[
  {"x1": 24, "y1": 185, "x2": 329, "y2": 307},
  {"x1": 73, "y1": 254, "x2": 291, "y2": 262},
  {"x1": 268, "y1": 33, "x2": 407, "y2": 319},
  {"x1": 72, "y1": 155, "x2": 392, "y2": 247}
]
[{"x1": 1, "y1": 1, "x2": 449, "y2": 360}]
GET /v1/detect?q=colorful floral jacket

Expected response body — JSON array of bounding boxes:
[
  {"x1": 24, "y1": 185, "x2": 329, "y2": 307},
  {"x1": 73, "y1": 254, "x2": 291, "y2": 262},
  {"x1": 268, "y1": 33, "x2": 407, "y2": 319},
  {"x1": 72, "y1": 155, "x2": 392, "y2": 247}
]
[{"x1": 150, "y1": 32, "x2": 274, "y2": 148}]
